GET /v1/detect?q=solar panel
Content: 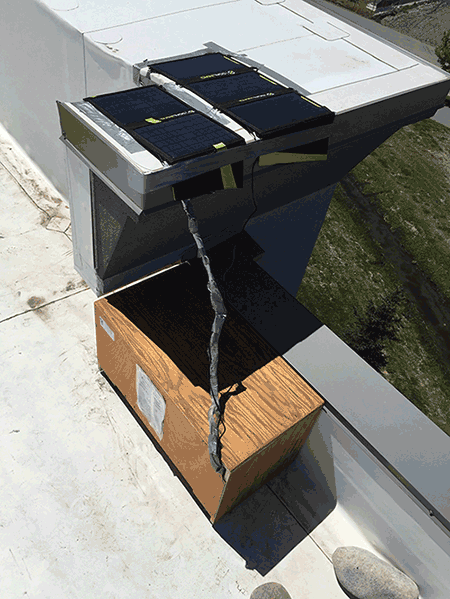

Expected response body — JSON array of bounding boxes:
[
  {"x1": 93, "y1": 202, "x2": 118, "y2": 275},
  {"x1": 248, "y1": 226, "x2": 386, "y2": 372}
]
[
  {"x1": 87, "y1": 86, "x2": 189, "y2": 126},
  {"x1": 148, "y1": 52, "x2": 334, "y2": 138},
  {"x1": 85, "y1": 85, "x2": 245, "y2": 163},
  {"x1": 83, "y1": 52, "x2": 334, "y2": 162},
  {"x1": 150, "y1": 53, "x2": 253, "y2": 83},
  {"x1": 225, "y1": 92, "x2": 335, "y2": 138},
  {"x1": 189, "y1": 71, "x2": 287, "y2": 107},
  {"x1": 133, "y1": 113, "x2": 244, "y2": 163}
]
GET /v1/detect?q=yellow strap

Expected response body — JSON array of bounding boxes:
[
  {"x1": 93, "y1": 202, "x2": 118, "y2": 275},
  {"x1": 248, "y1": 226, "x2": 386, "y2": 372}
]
[
  {"x1": 220, "y1": 164, "x2": 236, "y2": 189},
  {"x1": 258, "y1": 74, "x2": 277, "y2": 85},
  {"x1": 213, "y1": 142, "x2": 236, "y2": 189},
  {"x1": 224, "y1": 56, "x2": 241, "y2": 65},
  {"x1": 301, "y1": 95, "x2": 322, "y2": 108},
  {"x1": 259, "y1": 152, "x2": 327, "y2": 167}
]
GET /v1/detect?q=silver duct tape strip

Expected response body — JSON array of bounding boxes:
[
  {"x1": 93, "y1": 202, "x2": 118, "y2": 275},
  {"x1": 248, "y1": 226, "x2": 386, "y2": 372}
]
[
  {"x1": 180, "y1": 198, "x2": 228, "y2": 481},
  {"x1": 73, "y1": 101, "x2": 145, "y2": 154},
  {"x1": 148, "y1": 72, "x2": 255, "y2": 143}
]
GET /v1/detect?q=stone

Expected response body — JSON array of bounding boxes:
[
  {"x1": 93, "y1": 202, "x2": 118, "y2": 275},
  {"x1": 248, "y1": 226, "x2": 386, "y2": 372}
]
[
  {"x1": 250, "y1": 582, "x2": 292, "y2": 599},
  {"x1": 332, "y1": 546, "x2": 420, "y2": 599}
]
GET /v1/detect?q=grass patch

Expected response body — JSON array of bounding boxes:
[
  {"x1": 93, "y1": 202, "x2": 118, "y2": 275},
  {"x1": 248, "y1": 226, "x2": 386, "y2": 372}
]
[
  {"x1": 296, "y1": 118, "x2": 450, "y2": 437},
  {"x1": 352, "y1": 119, "x2": 450, "y2": 296},
  {"x1": 386, "y1": 307, "x2": 450, "y2": 436},
  {"x1": 295, "y1": 181, "x2": 397, "y2": 333}
]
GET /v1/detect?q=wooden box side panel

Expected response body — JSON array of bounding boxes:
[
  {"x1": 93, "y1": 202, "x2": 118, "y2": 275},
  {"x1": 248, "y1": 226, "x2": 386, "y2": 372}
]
[
  {"x1": 213, "y1": 407, "x2": 322, "y2": 523},
  {"x1": 95, "y1": 299, "x2": 225, "y2": 519}
]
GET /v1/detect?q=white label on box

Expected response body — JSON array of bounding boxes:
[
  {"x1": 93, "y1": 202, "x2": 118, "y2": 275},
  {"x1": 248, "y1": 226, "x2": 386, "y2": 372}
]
[
  {"x1": 99, "y1": 316, "x2": 115, "y2": 341},
  {"x1": 136, "y1": 364, "x2": 166, "y2": 440}
]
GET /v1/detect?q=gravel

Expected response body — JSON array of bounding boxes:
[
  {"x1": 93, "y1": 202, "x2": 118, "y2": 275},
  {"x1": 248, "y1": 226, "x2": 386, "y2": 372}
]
[{"x1": 332, "y1": 546, "x2": 420, "y2": 599}]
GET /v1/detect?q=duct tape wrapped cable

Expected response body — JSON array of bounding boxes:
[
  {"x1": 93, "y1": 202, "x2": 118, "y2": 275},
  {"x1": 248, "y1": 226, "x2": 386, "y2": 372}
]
[{"x1": 180, "y1": 199, "x2": 227, "y2": 481}]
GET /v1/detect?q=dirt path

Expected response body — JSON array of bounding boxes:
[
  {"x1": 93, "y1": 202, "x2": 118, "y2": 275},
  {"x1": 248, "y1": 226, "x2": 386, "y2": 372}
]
[{"x1": 375, "y1": 0, "x2": 450, "y2": 47}]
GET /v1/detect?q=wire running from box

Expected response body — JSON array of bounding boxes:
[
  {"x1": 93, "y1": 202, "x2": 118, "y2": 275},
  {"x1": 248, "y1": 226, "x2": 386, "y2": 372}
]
[{"x1": 180, "y1": 198, "x2": 228, "y2": 481}]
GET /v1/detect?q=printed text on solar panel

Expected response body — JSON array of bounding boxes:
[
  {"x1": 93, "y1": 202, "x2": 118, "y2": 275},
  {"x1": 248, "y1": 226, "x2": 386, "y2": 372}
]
[
  {"x1": 188, "y1": 72, "x2": 287, "y2": 107},
  {"x1": 150, "y1": 53, "x2": 252, "y2": 83}
]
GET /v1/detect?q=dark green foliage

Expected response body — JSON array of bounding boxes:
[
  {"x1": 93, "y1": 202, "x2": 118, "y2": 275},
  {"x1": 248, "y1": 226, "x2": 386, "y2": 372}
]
[
  {"x1": 435, "y1": 30, "x2": 450, "y2": 72},
  {"x1": 342, "y1": 288, "x2": 406, "y2": 372}
]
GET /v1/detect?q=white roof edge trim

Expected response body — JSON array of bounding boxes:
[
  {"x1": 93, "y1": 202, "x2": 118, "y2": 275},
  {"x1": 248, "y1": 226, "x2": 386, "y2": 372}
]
[{"x1": 310, "y1": 65, "x2": 450, "y2": 113}]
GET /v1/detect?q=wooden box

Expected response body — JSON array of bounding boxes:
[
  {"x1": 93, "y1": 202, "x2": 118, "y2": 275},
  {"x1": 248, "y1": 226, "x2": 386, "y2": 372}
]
[{"x1": 94, "y1": 261, "x2": 324, "y2": 523}]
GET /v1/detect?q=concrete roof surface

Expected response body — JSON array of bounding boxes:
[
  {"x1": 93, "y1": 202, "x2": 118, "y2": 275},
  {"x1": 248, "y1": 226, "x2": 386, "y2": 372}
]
[{"x1": 0, "y1": 120, "x2": 368, "y2": 598}]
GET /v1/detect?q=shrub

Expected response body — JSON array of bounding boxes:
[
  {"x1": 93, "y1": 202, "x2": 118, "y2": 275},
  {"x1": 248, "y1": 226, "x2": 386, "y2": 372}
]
[
  {"x1": 342, "y1": 287, "x2": 406, "y2": 372},
  {"x1": 435, "y1": 29, "x2": 450, "y2": 72}
]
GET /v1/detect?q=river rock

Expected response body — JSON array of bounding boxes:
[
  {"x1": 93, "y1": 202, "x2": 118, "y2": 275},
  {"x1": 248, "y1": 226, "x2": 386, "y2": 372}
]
[
  {"x1": 250, "y1": 582, "x2": 292, "y2": 599},
  {"x1": 332, "y1": 546, "x2": 419, "y2": 599}
]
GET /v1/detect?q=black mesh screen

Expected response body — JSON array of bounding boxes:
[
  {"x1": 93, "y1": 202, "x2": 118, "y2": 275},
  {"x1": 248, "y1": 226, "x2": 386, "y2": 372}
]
[{"x1": 91, "y1": 172, "x2": 190, "y2": 279}]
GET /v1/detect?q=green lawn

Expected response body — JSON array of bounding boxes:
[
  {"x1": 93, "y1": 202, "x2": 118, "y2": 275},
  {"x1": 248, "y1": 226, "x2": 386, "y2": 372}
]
[{"x1": 296, "y1": 118, "x2": 450, "y2": 436}]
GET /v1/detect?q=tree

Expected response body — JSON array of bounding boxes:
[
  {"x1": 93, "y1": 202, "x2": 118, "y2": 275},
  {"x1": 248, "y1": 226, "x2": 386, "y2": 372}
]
[
  {"x1": 342, "y1": 288, "x2": 406, "y2": 372},
  {"x1": 435, "y1": 29, "x2": 450, "y2": 73}
]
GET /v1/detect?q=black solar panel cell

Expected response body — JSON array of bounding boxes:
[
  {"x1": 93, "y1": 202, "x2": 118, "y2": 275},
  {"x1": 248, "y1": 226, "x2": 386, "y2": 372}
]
[
  {"x1": 189, "y1": 72, "x2": 285, "y2": 106},
  {"x1": 89, "y1": 87, "x2": 188, "y2": 126},
  {"x1": 133, "y1": 113, "x2": 243, "y2": 163},
  {"x1": 151, "y1": 53, "x2": 250, "y2": 82},
  {"x1": 226, "y1": 92, "x2": 333, "y2": 137}
]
